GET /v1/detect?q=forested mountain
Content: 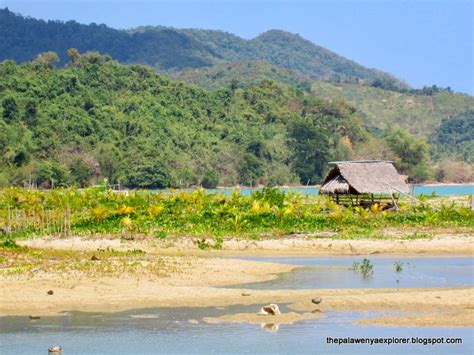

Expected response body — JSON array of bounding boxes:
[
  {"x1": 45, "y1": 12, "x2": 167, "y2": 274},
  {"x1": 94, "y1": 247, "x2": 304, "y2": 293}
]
[
  {"x1": 0, "y1": 8, "x2": 406, "y2": 88},
  {"x1": 177, "y1": 62, "x2": 474, "y2": 164},
  {"x1": 0, "y1": 54, "x2": 380, "y2": 188},
  {"x1": 0, "y1": 8, "x2": 471, "y2": 186}
]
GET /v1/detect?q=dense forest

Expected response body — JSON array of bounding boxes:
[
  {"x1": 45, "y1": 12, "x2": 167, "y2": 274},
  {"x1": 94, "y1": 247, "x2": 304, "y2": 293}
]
[
  {"x1": 177, "y1": 62, "x2": 474, "y2": 166},
  {"x1": 0, "y1": 8, "x2": 471, "y2": 187},
  {"x1": 0, "y1": 8, "x2": 406, "y2": 89},
  {"x1": 0, "y1": 52, "x2": 440, "y2": 188}
]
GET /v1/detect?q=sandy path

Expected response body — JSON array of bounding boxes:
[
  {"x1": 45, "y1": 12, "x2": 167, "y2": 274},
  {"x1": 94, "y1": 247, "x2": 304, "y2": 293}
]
[{"x1": 18, "y1": 233, "x2": 474, "y2": 256}]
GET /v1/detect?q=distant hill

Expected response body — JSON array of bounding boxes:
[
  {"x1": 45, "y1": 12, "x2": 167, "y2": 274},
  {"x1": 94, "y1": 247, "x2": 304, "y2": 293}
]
[
  {"x1": 176, "y1": 61, "x2": 474, "y2": 163},
  {"x1": 310, "y1": 81, "x2": 474, "y2": 136},
  {"x1": 0, "y1": 56, "x2": 379, "y2": 188},
  {"x1": 172, "y1": 61, "x2": 313, "y2": 91},
  {"x1": 0, "y1": 8, "x2": 469, "y2": 184},
  {"x1": 0, "y1": 8, "x2": 407, "y2": 88}
]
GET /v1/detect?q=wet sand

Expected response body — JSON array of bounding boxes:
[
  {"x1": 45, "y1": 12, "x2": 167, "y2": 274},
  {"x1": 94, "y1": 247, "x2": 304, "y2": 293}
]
[
  {"x1": 203, "y1": 312, "x2": 326, "y2": 325},
  {"x1": 1, "y1": 236, "x2": 473, "y2": 327},
  {"x1": 1, "y1": 275, "x2": 472, "y2": 327}
]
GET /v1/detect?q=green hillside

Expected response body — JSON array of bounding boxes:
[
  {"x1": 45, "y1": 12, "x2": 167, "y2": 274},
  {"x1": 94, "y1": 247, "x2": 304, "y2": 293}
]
[
  {"x1": 0, "y1": 8, "x2": 406, "y2": 88},
  {"x1": 172, "y1": 61, "x2": 312, "y2": 91},
  {"x1": 0, "y1": 53, "x2": 381, "y2": 188},
  {"x1": 175, "y1": 61, "x2": 473, "y2": 163},
  {"x1": 310, "y1": 81, "x2": 474, "y2": 137},
  {"x1": 1, "y1": 8, "x2": 469, "y2": 185}
]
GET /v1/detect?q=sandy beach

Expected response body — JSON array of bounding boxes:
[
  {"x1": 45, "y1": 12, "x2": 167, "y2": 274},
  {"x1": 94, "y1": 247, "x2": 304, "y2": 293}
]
[{"x1": 1, "y1": 235, "x2": 473, "y2": 327}]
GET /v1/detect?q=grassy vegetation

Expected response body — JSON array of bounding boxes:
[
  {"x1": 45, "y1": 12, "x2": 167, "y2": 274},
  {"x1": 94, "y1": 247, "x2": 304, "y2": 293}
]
[
  {"x1": 352, "y1": 258, "x2": 374, "y2": 278},
  {"x1": 394, "y1": 261, "x2": 403, "y2": 273},
  {"x1": 0, "y1": 243, "x2": 180, "y2": 278},
  {"x1": 1, "y1": 187, "x2": 472, "y2": 243}
]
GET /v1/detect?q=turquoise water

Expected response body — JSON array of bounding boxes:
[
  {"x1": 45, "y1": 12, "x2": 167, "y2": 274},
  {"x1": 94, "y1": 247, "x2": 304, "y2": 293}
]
[
  {"x1": 233, "y1": 256, "x2": 474, "y2": 289},
  {"x1": 1, "y1": 307, "x2": 472, "y2": 354},
  {"x1": 162, "y1": 184, "x2": 473, "y2": 196},
  {"x1": 411, "y1": 184, "x2": 473, "y2": 197}
]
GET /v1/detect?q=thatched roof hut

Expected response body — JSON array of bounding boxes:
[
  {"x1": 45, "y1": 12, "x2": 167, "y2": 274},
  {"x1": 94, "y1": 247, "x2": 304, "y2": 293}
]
[{"x1": 319, "y1": 161, "x2": 409, "y2": 206}]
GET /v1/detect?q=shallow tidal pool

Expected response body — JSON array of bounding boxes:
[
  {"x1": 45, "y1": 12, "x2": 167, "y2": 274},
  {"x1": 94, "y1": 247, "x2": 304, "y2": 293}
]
[
  {"x1": 1, "y1": 306, "x2": 472, "y2": 354},
  {"x1": 232, "y1": 256, "x2": 474, "y2": 289},
  {"x1": 1, "y1": 255, "x2": 473, "y2": 354}
]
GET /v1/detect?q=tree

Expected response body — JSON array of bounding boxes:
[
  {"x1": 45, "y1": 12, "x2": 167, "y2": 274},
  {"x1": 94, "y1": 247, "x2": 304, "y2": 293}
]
[
  {"x1": 23, "y1": 100, "x2": 38, "y2": 126},
  {"x1": 435, "y1": 110, "x2": 474, "y2": 163},
  {"x1": 34, "y1": 51, "x2": 59, "y2": 69},
  {"x1": 67, "y1": 48, "x2": 80, "y2": 65},
  {"x1": 201, "y1": 169, "x2": 219, "y2": 188},
  {"x1": 0, "y1": 55, "x2": 373, "y2": 188},
  {"x1": 288, "y1": 118, "x2": 329, "y2": 184},
  {"x1": 126, "y1": 161, "x2": 171, "y2": 189},
  {"x1": 36, "y1": 161, "x2": 69, "y2": 188},
  {"x1": 94, "y1": 144, "x2": 123, "y2": 183},
  {"x1": 238, "y1": 153, "x2": 264, "y2": 186},
  {"x1": 68, "y1": 157, "x2": 95, "y2": 187},
  {"x1": 2, "y1": 97, "x2": 18, "y2": 122},
  {"x1": 385, "y1": 129, "x2": 432, "y2": 182}
]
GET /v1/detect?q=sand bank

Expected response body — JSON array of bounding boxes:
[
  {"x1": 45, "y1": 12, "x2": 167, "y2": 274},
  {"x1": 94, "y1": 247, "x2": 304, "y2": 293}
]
[
  {"x1": 1, "y1": 236, "x2": 473, "y2": 327},
  {"x1": 18, "y1": 233, "x2": 474, "y2": 256},
  {"x1": 2, "y1": 276, "x2": 472, "y2": 327}
]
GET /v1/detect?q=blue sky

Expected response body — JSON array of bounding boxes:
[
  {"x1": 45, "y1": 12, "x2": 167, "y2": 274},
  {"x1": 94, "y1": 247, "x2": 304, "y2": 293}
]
[{"x1": 2, "y1": 0, "x2": 473, "y2": 94}]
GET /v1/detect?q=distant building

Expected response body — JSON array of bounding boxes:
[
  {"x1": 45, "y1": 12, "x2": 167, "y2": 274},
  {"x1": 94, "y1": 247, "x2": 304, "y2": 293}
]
[{"x1": 319, "y1": 160, "x2": 409, "y2": 208}]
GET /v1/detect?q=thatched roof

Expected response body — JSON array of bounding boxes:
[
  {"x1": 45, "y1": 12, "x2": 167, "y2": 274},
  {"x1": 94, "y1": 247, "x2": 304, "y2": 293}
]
[{"x1": 320, "y1": 161, "x2": 409, "y2": 195}]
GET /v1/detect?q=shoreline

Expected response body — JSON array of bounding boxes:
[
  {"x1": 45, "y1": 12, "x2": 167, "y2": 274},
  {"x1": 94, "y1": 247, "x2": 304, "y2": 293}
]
[
  {"x1": 1, "y1": 277, "x2": 472, "y2": 327},
  {"x1": 116, "y1": 182, "x2": 472, "y2": 191},
  {"x1": 1, "y1": 235, "x2": 473, "y2": 327}
]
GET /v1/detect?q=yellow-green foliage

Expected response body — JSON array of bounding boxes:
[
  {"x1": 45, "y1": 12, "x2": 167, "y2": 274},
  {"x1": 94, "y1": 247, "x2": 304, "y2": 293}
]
[{"x1": 0, "y1": 187, "x2": 472, "y2": 239}]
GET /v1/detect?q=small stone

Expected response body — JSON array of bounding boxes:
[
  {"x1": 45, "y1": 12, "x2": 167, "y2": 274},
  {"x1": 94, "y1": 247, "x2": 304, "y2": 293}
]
[
  {"x1": 47, "y1": 290, "x2": 54, "y2": 295},
  {"x1": 242, "y1": 293, "x2": 251, "y2": 296},
  {"x1": 311, "y1": 297, "x2": 322, "y2": 305}
]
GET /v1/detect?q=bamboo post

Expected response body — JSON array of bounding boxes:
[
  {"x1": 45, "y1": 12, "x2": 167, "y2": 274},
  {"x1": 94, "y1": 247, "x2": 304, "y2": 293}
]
[
  {"x1": 383, "y1": 183, "x2": 440, "y2": 211},
  {"x1": 390, "y1": 193, "x2": 399, "y2": 210}
]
